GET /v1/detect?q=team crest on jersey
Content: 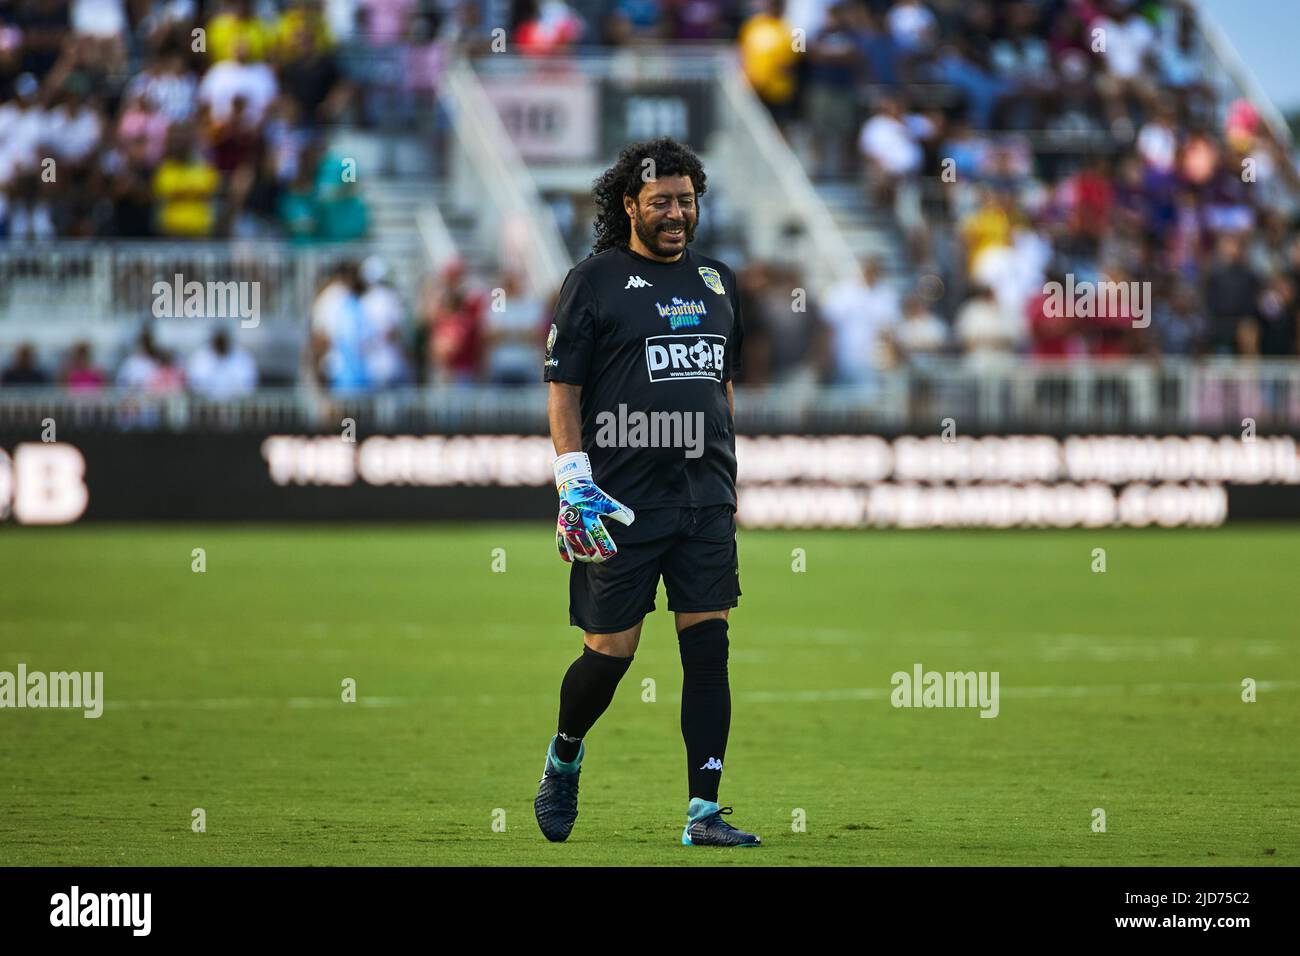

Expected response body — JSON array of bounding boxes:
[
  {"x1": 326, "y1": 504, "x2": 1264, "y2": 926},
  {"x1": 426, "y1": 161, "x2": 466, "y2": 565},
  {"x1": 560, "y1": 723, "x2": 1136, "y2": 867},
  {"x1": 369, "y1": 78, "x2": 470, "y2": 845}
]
[
  {"x1": 655, "y1": 297, "x2": 707, "y2": 330},
  {"x1": 698, "y1": 266, "x2": 725, "y2": 296}
]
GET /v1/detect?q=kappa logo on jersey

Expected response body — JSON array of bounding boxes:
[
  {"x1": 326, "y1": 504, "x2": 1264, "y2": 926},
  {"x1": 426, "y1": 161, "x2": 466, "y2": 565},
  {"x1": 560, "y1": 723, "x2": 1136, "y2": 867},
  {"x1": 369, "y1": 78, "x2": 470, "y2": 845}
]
[
  {"x1": 698, "y1": 266, "x2": 726, "y2": 296},
  {"x1": 655, "y1": 296, "x2": 708, "y2": 330},
  {"x1": 645, "y1": 333, "x2": 726, "y2": 383},
  {"x1": 699, "y1": 757, "x2": 724, "y2": 771},
  {"x1": 625, "y1": 275, "x2": 653, "y2": 289}
]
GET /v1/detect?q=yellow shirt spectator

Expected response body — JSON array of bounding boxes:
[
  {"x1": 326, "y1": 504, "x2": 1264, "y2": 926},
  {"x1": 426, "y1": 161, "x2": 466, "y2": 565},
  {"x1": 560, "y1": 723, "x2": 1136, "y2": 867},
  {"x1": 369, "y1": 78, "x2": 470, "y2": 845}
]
[
  {"x1": 739, "y1": 13, "x2": 798, "y2": 105},
  {"x1": 207, "y1": 14, "x2": 275, "y2": 62},
  {"x1": 153, "y1": 159, "x2": 220, "y2": 237},
  {"x1": 960, "y1": 201, "x2": 1013, "y2": 272}
]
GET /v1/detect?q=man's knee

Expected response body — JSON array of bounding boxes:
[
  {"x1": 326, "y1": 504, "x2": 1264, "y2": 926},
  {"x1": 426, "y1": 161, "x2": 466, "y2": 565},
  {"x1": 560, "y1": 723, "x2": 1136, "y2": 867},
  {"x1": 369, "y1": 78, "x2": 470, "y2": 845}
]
[{"x1": 584, "y1": 622, "x2": 642, "y2": 658}]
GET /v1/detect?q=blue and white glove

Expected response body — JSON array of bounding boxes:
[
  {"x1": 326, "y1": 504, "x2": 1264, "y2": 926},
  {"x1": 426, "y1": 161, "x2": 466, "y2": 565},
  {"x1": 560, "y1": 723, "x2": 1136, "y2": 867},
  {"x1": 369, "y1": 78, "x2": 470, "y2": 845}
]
[{"x1": 553, "y1": 451, "x2": 635, "y2": 563}]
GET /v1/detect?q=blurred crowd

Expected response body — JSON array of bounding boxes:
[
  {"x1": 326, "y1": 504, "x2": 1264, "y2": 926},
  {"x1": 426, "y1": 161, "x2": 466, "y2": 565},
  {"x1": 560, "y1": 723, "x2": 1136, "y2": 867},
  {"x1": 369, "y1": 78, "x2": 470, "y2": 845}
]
[
  {"x1": 0, "y1": 0, "x2": 476, "y2": 241},
  {"x1": 733, "y1": 0, "x2": 1300, "y2": 383},
  {"x1": 3, "y1": 0, "x2": 1299, "y2": 396}
]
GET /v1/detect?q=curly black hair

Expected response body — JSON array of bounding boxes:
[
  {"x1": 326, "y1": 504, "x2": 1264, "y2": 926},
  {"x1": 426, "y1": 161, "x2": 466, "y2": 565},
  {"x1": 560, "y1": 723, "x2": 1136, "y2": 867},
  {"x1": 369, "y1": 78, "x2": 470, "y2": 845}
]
[{"x1": 590, "y1": 137, "x2": 707, "y2": 256}]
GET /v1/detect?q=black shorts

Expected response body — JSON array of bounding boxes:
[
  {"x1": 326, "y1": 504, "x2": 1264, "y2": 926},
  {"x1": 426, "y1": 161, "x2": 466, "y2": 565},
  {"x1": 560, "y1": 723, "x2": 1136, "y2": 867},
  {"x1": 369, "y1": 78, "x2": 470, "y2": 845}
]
[{"x1": 569, "y1": 504, "x2": 741, "y2": 633}]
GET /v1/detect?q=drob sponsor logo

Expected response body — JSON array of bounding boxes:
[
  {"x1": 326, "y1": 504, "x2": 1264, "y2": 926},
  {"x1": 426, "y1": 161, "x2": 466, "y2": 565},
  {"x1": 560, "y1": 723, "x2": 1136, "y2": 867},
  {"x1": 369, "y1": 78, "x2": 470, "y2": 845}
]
[
  {"x1": 50, "y1": 886, "x2": 151, "y2": 936},
  {"x1": 645, "y1": 334, "x2": 726, "y2": 383},
  {"x1": 655, "y1": 296, "x2": 707, "y2": 330},
  {"x1": 890, "y1": 662, "x2": 999, "y2": 718}
]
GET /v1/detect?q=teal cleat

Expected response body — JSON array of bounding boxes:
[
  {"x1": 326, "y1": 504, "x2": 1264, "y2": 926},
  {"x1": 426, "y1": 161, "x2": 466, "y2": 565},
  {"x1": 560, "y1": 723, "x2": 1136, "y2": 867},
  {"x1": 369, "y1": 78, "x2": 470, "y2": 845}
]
[
  {"x1": 534, "y1": 736, "x2": 583, "y2": 842},
  {"x1": 681, "y1": 798, "x2": 761, "y2": 847}
]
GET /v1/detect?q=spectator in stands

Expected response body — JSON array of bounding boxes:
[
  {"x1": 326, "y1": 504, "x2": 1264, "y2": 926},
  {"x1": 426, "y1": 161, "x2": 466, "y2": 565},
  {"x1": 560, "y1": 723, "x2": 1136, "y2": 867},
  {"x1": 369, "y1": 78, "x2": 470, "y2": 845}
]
[
  {"x1": 891, "y1": 291, "x2": 948, "y2": 368},
  {"x1": 858, "y1": 95, "x2": 923, "y2": 229},
  {"x1": 1204, "y1": 233, "x2": 1260, "y2": 356},
  {"x1": 739, "y1": 0, "x2": 799, "y2": 132},
  {"x1": 186, "y1": 328, "x2": 259, "y2": 399},
  {"x1": 1092, "y1": 2, "x2": 1158, "y2": 134},
  {"x1": 199, "y1": 37, "x2": 279, "y2": 125},
  {"x1": 207, "y1": 0, "x2": 276, "y2": 63},
  {"x1": 310, "y1": 261, "x2": 372, "y2": 392},
  {"x1": 423, "y1": 258, "x2": 486, "y2": 386},
  {"x1": 1256, "y1": 274, "x2": 1297, "y2": 358},
  {"x1": 115, "y1": 327, "x2": 185, "y2": 393},
  {"x1": 1, "y1": 343, "x2": 50, "y2": 385},
  {"x1": 820, "y1": 254, "x2": 900, "y2": 385},
  {"x1": 152, "y1": 124, "x2": 221, "y2": 237},
  {"x1": 62, "y1": 341, "x2": 107, "y2": 392},
  {"x1": 359, "y1": 255, "x2": 412, "y2": 387},
  {"x1": 806, "y1": 2, "x2": 863, "y2": 178},
  {"x1": 312, "y1": 150, "x2": 368, "y2": 240},
  {"x1": 483, "y1": 268, "x2": 543, "y2": 386},
  {"x1": 736, "y1": 260, "x2": 830, "y2": 385},
  {"x1": 513, "y1": 0, "x2": 585, "y2": 55},
  {"x1": 955, "y1": 284, "x2": 1020, "y2": 370}
]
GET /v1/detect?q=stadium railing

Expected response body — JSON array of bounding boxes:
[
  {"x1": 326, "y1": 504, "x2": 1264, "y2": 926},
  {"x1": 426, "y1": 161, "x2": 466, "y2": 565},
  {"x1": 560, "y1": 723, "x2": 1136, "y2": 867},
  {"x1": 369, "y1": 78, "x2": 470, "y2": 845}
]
[
  {"x1": 441, "y1": 55, "x2": 572, "y2": 296},
  {"x1": 2, "y1": 359, "x2": 1295, "y2": 433}
]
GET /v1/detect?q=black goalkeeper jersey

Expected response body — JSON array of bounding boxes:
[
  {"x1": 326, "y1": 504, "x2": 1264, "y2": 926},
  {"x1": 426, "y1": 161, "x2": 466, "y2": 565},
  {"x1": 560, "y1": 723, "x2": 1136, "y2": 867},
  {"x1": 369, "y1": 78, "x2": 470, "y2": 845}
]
[{"x1": 543, "y1": 244, "x2": 744, "y2": 510}]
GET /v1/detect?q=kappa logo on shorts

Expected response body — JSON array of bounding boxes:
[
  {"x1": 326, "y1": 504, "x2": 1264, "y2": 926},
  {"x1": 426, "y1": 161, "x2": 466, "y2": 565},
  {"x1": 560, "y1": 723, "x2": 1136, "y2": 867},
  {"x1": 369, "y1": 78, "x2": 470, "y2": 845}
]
[
  {"x1": 645, "y1": 334, "x2": 726, "y2": 383},
  {"x1": 699, "y1": 757, "x2": 724, "y2": 771}
]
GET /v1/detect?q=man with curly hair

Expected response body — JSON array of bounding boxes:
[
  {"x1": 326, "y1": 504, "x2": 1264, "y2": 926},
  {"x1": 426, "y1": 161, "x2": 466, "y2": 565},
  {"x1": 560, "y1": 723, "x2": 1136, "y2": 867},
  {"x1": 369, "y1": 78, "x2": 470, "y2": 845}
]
[{"x1": 533, "y1": 137, "x2": 758, "y2": 847}]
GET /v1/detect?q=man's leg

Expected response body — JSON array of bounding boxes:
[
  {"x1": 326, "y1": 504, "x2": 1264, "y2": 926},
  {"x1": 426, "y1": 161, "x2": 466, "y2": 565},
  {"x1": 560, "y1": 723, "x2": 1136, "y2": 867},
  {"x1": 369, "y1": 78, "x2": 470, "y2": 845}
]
[
  {"x1": 553, "y1": 623, "x2": 642, "y2": 763},
  {"x1": 675, "y1": 610, "x2": 730, "y2": 802}
]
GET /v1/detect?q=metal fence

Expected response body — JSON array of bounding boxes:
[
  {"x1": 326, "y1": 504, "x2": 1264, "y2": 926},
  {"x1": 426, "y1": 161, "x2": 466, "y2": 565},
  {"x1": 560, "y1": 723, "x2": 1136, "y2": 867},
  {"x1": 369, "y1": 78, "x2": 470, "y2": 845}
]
[{"x1": 1, "y1": 359, "x2": 1297, "y2": 434}]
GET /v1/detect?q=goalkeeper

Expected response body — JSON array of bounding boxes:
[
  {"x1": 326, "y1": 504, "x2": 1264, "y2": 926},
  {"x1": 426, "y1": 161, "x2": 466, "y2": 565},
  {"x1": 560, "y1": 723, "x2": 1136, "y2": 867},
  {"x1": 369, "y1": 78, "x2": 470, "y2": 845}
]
[{"x1": 533, "y1": 138, "x2": 758, "y2": 848}]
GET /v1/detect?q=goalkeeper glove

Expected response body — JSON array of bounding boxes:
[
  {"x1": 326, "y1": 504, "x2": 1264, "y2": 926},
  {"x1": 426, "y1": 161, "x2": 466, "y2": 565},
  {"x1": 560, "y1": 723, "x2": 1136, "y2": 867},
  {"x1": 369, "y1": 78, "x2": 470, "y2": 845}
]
[{"x1": 553, "y1": 451, "x2": 635, "y2": 563}]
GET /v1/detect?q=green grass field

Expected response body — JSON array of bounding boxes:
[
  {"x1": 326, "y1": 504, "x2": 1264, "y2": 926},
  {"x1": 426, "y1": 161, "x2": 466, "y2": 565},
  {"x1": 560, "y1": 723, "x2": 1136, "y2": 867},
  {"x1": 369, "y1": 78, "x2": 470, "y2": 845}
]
[{"x1": 0, "y1": 524, "x2": 1296, "y2": 866}]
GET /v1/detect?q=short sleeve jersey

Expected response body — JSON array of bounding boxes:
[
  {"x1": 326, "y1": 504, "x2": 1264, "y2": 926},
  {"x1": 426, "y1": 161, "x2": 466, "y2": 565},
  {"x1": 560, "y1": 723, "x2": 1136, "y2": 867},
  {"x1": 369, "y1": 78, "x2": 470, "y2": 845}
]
[{"x1": 544, "y1": 245, "x2": 744, "y2": 510}]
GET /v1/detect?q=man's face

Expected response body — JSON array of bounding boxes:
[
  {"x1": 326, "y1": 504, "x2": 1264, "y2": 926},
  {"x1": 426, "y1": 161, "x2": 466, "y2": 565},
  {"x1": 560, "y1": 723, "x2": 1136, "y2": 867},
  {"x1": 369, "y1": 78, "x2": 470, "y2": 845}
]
[{"x1": 626, "y1": 174, "x2": 697, "y2": 259}]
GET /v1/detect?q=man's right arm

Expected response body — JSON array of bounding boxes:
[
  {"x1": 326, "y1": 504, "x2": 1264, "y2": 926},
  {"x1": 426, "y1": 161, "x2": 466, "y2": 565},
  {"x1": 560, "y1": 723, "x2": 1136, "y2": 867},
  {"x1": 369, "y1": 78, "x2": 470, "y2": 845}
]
[{"x1": 549, "y1": 382, "x2": 583, "y2": 456}]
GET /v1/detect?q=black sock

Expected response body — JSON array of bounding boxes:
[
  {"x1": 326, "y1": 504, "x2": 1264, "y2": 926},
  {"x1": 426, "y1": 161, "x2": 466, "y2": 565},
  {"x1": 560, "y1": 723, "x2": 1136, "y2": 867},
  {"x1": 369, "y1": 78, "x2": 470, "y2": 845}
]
[
  {"x1": 678, "y1": 618, "x2": 731, "y2": 803},
  {"x1": 555, "y1": 645, "x2": 633, "y2": 762}
]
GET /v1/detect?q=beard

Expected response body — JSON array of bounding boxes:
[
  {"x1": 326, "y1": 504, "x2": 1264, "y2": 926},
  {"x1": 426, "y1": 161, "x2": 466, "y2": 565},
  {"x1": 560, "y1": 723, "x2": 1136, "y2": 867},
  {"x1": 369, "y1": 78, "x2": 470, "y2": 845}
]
[{"x1": 631, "y1": 209, "x2": 696, "y2": 258}]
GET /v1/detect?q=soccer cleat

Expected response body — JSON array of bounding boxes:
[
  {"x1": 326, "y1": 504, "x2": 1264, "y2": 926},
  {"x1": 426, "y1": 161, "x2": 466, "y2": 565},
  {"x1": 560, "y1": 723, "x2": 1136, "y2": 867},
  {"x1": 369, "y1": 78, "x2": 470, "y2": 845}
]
[
  {"x1": 534, "y1": 736, "x2": 584, "y2": 842},
  {"x1": 681, "y1": 798, "x2": 761, "y2": 847}
]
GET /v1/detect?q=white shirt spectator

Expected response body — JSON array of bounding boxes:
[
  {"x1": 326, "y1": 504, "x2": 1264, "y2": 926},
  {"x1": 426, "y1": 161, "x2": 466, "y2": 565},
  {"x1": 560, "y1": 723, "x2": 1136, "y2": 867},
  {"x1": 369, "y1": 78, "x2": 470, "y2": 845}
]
[
  {"x1": 360, "y1": 284, "x2": 408, "y2": 387},
  {"x1": 956, "y1": 295, "x2": 1021, "y2": 369},
  {"x1": 71, "y1": 0, "x2": 127, "y2": 37},
  {"x1": 860, "y1": 112, "x2": 922, "y2": 176},
  {"x1": 186, "y1": 343, "x2": 258, "y2": 399},
  {"x1": 887, "y1": 0, "x2": 936, "y2": 52},
  {"x1": 896, "y1": 310, "x2": 947, "y2": 356},
  {"x1": 821, "y1": 276, "x2": 901, "y2": 382},
  {"x1": 127, "y1": 69, "x2": 197, "y2": 123},
  {"x1": 46, "y1": 104, "x2": 103, "y2": 163},
  {"x1": 1137, "y1": 119, "x2": 1177, "y2": 172},
  {"x1": 1095, "y1": 15, "x2": 1155, "y2": 79},
  {"x1": 117, "y1": 351, "x2": 160, "y2": 389},
  {"x1": 199, "y1": 60, "x2": 279, "y2": 124}
]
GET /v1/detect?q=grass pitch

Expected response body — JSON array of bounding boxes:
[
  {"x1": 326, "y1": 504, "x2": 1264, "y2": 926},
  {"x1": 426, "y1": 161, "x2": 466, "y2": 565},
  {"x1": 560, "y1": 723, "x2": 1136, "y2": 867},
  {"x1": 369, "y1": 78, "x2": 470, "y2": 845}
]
[{"x1": 0, "y1": 524, "x2": 1296, "y2": 866}]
